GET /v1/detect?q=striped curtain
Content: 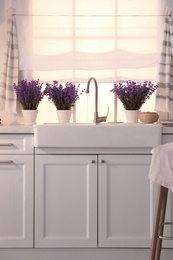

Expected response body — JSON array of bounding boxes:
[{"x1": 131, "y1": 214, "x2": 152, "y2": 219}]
[
  {"x1": 155, "y1": 8, "x2": 173, "y2": 113},
  {"x1": 0, "y1": 8, "x2": 18, "y2": 114}
]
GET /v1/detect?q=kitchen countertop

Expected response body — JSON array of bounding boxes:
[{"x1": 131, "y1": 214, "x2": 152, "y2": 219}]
[
  {"x1": 0, "y1": 124, "x2": 34, "y2": 133},
  {"x1": 0, "y1": 123, "x2": 172, "y2": 135}
]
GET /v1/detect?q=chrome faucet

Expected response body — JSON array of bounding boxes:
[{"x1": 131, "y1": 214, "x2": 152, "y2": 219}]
[{"x1": 86, "y1": 77, "x2": 109, "y2": 124}]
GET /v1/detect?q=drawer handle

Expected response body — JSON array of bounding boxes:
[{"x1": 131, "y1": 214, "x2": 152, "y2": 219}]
[
  {"x1": 0, "y1": 160, "x2": 13, "y2": 164},
  {"x1": 0, "y1": 143, "x2": 13, "y2": 147}
]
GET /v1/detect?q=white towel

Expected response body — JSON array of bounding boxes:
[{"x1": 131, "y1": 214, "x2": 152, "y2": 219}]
[
  {"x1": 155, "y1": 8, "x2": 173, "y2": 113},
  {"x1": 0, "y1": 8, "x2": 18, "y2": 114},
  {"x1": 149, "y1": 142, "x2": 173, "y2": 192}
]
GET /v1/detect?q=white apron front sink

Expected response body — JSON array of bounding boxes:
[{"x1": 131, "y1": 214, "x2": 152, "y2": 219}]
[{"x1": 34, "y1": 123, "x2": 162, "y2": 148}]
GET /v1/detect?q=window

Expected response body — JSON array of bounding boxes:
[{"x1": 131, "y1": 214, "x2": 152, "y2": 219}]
[{"x1": 14, "y1": 0, "x2": 164, "y2": 123}]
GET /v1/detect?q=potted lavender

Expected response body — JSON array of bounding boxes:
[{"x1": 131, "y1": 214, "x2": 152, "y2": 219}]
[
  {"x1": 44, "y1": 81, "x2": 79, "y2": 123},
  {"x1": 111, "y1": 81, "x2": 157, "y2": 123},
  {"x1": 14, "y1": 79, "x2": 44, "y2": 125}
]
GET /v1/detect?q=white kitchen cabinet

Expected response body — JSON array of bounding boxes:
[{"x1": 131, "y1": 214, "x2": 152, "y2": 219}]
[
  {"x1": 0, "y1": 155, "x2": 33, "y2": 248},
  {"x1": 97, "y1": 154, "x2": 173, "y2": 249},
  {"x1": 35, "y1": 153, "x2": 156, "y2": 248},
  {"x1": 98, "y1": 154, "x2": 154, "y2": 248},
  {"x1": 1, "y1": 128, "x2": 173, "y2": 259},
  {"x1": 35, "y1": 154, "x2": 97, "y2": 248}
]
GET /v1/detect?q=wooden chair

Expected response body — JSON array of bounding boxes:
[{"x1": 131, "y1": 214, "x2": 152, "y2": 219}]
[{"x1": 150, "y1": 185, "x2": 170, "y2": 260}]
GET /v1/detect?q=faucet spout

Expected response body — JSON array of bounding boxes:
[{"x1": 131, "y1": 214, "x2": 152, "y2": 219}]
[{"x1": 86, "y1": 77, "x2": 98, "y2": 124}]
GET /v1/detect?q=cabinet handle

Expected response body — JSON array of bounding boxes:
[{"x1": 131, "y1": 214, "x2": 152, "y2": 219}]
[
  {"x1": 0, "y1": 143, "x2": 13, "y2": 147},
  {"x1": 91, "y1": 160, "x2": 96, "y2": 164},
  {"x1": 101, "y1": 160, "x2": 105, "y2": 163},
  {"x1": 0, "y1": 160, "x2": 13, "y2": 164}
]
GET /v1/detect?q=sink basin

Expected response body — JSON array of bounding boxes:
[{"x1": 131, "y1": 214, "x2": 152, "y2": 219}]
[{"x1": 34, "y1": 123, "x2": 162, "y2": 148}]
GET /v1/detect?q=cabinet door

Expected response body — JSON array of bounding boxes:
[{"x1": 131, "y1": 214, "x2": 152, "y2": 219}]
[
  {"x1": 0, "y1": 155, "x2": 33, "y2": 248},
  {"x1": 98, "y1": 154, "x2": 154, "y2": 247},
  {"x1": 35, "y1": 155, "x2": 97, "y2": 248}
]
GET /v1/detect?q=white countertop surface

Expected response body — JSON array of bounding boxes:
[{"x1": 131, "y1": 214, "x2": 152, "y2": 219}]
[
  {"x1": 0, "y1": 124, "x2": 34, "y2": 133},
  {"x1": 0, "y1": 123, "x2": 172, "y2": 135}
]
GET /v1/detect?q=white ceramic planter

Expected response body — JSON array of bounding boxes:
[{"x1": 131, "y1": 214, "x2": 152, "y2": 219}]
[
  {"x1": 125, "y1": 110, "x2": 140, "y2": 123},
  {"x1": 22, "y1": 110, "x2": 38, "y2": 125},
  {"x1": 56, "y1": 110, "x2": 72, "y2": 123}
]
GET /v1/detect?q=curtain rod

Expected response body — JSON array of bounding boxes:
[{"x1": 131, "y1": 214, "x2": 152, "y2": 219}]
[{"x1": 12, "y1": 14, "x2": 170, "y2": 17}]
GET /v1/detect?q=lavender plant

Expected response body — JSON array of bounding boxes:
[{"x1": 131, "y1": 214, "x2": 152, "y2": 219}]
[
  {"x1": 111, "y1": 81, "x2": 157, "y2": 110},
  {"x1": 14, "y1": 79, "x2": 44, "y2": 110},
  {"x1": 44, "y1": 81, "x2": 80, "y2": 110}
]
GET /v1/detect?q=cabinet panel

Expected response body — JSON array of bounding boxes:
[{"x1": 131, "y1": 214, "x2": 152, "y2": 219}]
[
  {"x1": 35, "y1": 155, "x2": 97, "y2": 248},
  {"x1": 162, "y1": 134, "x2": 173, "y2": 144},
  {"x1": 98, "y1": 155, "x2": 153, "y2": 247},
  {"x1": 0, "y1": 135, "x2": 33, "y2": 154},
  {"x1": 0, "y1": 155, "x2": 33, "y2": 247}
]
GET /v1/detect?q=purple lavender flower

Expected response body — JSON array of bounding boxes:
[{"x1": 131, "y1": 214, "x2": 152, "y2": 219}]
[
  {"x1": 111, "y1": 81, "x2": 157, "y2": 110},
  {"x1": 44, "y1": 81, "x2": 79, "y2": 110},
  {"x1": 14, "y1": 79, "x2": 44, "y2": 110}
]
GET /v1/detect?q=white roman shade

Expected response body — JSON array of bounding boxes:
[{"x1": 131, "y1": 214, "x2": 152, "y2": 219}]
[{"x1": 12, "y1": 0, "x2": 167, "y2": 83}]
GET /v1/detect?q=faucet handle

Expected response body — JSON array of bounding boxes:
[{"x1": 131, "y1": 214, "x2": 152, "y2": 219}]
[{"x1": 97, "y1": 107, "x2": 109, "y2": 123}]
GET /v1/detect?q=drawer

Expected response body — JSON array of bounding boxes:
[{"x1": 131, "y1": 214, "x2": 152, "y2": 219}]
[
  {"x1": 0, "y1": 134, "x2": 34, "y2": 154},
  {"x1": 162, "y1": 135, "x2": 173, "y2": 145}
]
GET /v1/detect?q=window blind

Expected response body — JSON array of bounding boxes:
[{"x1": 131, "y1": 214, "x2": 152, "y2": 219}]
[{"x1": 13, "y1": 0, "x2": 166, "y2": 83}]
